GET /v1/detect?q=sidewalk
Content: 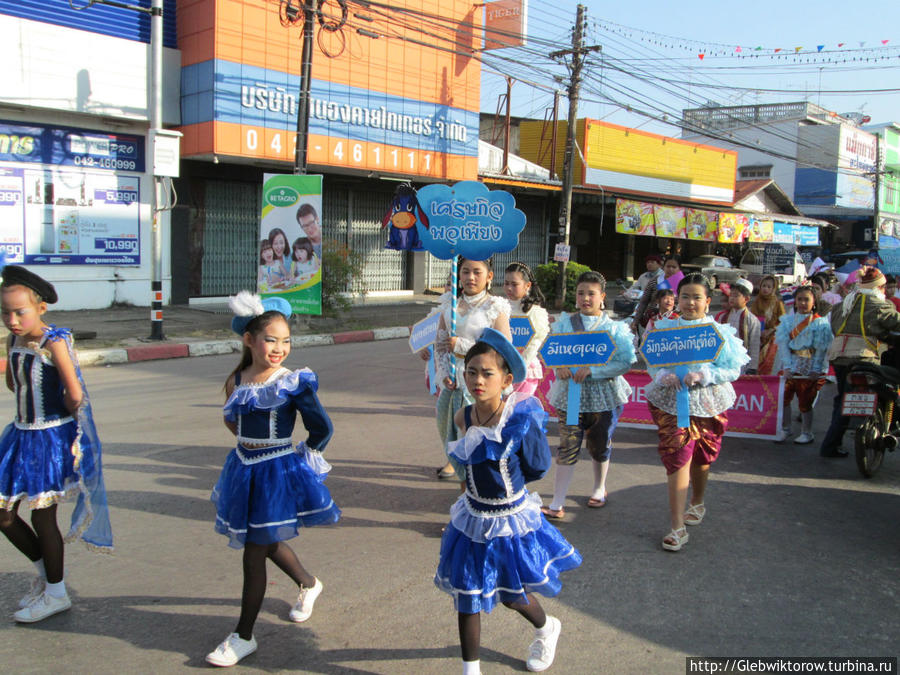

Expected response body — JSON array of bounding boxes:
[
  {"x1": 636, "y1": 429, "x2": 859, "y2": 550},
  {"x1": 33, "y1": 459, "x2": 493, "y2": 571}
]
[
  {"x1": 1, "y1": 295, "x2": 445, "y2": 369},
  {"x1": 2, "y1": 286, "x2": 638, "y2": 369}
]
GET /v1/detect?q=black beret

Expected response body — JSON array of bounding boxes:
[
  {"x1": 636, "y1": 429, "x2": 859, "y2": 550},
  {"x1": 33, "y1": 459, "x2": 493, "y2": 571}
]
[{"x1": 1, "y1": 265, "x2": 58, "y2": 304}]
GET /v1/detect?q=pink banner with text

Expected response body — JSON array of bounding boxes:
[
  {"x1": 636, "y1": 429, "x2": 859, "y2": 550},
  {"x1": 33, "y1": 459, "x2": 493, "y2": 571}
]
[{"x1": 536, "y1": 370, "x2": 784, "y2": 439}]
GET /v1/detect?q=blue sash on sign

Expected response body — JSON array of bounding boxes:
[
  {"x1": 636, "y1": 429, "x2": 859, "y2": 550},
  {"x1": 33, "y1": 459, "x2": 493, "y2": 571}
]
[{"x1": 566, "y1": 313, "x2": 585, "y2": 426}]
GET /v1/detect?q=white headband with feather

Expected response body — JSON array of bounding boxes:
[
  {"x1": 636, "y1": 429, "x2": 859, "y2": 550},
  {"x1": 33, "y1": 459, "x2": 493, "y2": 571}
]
[{"x1": 228, "y1": 290, "x2": 265, "y2": 318}]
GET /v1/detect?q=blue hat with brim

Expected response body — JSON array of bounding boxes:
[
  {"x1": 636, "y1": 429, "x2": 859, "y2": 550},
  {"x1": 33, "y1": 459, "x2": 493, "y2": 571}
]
[
  {"x1": 231, "y1": 296, "x2": 293, "y2": 335},
  {"x1": 476, "y1": 327, "x2": 527, "y2": 383}
]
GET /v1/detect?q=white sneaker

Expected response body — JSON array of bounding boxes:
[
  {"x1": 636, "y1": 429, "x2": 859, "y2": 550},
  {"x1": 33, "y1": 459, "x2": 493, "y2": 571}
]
[
  {"x1": 526, "y1": 616, "x2": 561, "y2": 672},
  {"x1": 794, "y1": 432, "x2": 815, "y2": 445},
  {"x1": 774, "y1": 428, "x2": 789, "y2": 443},
  {"x1": 13, "y1": 591, "x2": 71, "y2": 623},
  {"x1": 205, "y1": 632, "x2": 257, "y2": 667},
  {"x1": 289, "y1": 577, "x2": 323, "y2": 623},
  {"x1": 18, "y1": 575, "x2": 45, "y2": 609}
]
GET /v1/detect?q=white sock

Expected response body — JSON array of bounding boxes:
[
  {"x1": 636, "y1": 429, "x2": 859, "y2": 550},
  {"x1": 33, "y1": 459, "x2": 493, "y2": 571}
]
[
  {"x1": 462, "y1": 659, "x2": 481, "y2": 675},
  {"x1": 33, "y1": 559, "x2": 46, "y2": 579},
  {"x1": 536, "y1": 616, "x2": 557, "y2": 637},
  {"x1": 801, "y1": 411, "x2": 814, "y2": 434},
  {"x1": 549, "y1": 464, "x2": 576, "y2": 511},
  {"x1": 591, "y1": 459, "x2": 609, "y2": 500},
  {"x1": 45, "y1": 580, "x2": 66, "y2": 599}
]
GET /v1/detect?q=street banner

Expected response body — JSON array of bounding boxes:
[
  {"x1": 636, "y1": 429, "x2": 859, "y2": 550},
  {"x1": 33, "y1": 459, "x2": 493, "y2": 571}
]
[
  {"x1": 749, "y1": 218, "x2": 775, "y2": 243},
  {"x1": 718, "y1": 213, "x2": 749, "y2": 244},
  {"x1": 259, "y1": 173, "x2": 323, "y2": 315},
  {"x1": 409, "y1": 312, "x2": 441, "y2": 353},
  {"x1": 536, "y1": 370, "x2": 785, "y2": 439},
  {"x1": 509, "y1": 315, "x2": 535, "y2": 350},
  {"x1": 653, "y1": 205, "x2": 686, "y2": 239},
  {"x1": 687, "y1": 208, "x2": 718, "y2": 242},
  {"x1": 615, "y1": 199, "x2": 655, "y2": 236}
]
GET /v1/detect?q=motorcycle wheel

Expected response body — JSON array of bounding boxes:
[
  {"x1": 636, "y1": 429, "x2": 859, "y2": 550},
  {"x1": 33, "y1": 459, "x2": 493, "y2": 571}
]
[{"x1": 855, "y1": 407, "x2": 885, "y2": 478}]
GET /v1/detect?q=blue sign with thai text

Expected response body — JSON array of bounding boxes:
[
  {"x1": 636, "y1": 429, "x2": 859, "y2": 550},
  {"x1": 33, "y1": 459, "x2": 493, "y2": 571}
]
[
  {"x1": 409, "y1": 312, "x2": 441, "y2": 354},
  {"x1": 509, "y1": 316, "x2": 535, "y2": 350},
  {"x1": 640, "y1": 323, "x2": 724, "y2": 368},
  {"x1": 0, "y1": 120, "x2": 144, "y2": 172},
  {"x1": 539, "y1": 331, "x2": 617, "y2": 368},
  {"x1": 415, "y1": 181, "x2": 526, "y2": 261}
]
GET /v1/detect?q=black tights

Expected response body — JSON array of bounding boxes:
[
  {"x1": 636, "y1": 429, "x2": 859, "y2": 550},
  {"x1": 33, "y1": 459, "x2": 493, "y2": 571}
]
[
  {"x1": 458, "y1": 593, "x2": 547, "y2": 662},
  {"x1": 235, "y1": 541, "x2": 315, "y2": 640},
  {"x1": 0, "y1": 503, "x2": 64, "y2": 584}
]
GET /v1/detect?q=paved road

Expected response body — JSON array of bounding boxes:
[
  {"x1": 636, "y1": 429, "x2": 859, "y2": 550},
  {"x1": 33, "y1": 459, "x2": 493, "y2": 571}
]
[{"x1": 0, "y1": 340, "x2": 897, "y2": 674}]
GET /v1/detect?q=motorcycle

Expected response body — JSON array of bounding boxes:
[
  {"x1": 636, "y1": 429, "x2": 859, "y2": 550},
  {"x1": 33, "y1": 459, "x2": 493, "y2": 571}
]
[{"x1": 842, "y1": 345, "x2": 900, "y2": 477}]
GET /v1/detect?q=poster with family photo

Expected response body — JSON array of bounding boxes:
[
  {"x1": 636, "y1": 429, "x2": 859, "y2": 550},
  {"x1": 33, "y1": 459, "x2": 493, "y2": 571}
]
[{"x1": 258, "y1": 173, "x2": 323, "y2": 315}]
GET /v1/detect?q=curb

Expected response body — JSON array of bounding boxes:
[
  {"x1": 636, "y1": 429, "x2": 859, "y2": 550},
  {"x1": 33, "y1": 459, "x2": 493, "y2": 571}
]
[{"x1": 0, "y1": 326, "x2": 413, "y2": 372}]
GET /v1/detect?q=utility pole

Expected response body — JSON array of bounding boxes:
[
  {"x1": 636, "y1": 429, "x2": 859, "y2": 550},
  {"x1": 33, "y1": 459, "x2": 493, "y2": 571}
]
[
  {"x1": 294, "y1": 0, "x2": 316, "y2": 174},
  {"x1": 149, "y1": 0, "x2": 164, "y2": 339},
  {"x1": 549, "y1": 5, "x2": 598, "y2": 309},
  {"x1": 874, "y1": 133, "x2": 881, "y2": 245}
]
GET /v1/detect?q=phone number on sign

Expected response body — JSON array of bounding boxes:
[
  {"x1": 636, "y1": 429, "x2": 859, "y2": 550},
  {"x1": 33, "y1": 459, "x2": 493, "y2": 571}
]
[{"x1": 72, "y1": 156, "x2": 138, "y2": 171}]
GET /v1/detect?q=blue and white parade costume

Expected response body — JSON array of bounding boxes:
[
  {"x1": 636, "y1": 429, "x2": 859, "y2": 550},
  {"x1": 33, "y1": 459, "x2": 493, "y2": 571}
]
[
  {"x1": 212, "y1": 366, "x2": 340, "y2": 549},
  {"x1": 0, "y1": 326, "x2": 113, "y2": 551},
  {"x1": 434, "y1": 393, "x2": 582, "y2": 614}
]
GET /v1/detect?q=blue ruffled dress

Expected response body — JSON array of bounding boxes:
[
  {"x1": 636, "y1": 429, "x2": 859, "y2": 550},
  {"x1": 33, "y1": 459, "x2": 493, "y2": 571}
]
[
  {"x1": 434, "y1": 394, "x2": 582, "y2": 614},
  {"x1": 0, "y1": 326, "x2": 113, "y2": 551},
  {"x1": 212, "y1": 367, "x2": 340, "y2": 549}
]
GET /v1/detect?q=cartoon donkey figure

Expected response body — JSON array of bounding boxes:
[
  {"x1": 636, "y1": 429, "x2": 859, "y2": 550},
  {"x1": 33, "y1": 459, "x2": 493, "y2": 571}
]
[{"x1": 382, "y1": 183, "x2": 429, "y2": 251}]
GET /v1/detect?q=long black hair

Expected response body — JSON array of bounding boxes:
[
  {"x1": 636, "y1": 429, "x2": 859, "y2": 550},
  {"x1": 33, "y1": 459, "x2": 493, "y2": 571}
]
[{"x1": 505, "y1": 261, "x2": 545, "y2": 313}]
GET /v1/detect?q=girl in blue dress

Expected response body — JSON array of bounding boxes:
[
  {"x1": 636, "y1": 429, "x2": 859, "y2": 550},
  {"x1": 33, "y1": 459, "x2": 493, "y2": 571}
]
[
  {"x1": 434, "y1": 328, "x2": 582, "y2": 675},
  {"x1": 206, "y1": 291, "x2": 341, "y2": 668},
  {"x1": 0, "y1": 265, "x2": 112, "y2": 623}
]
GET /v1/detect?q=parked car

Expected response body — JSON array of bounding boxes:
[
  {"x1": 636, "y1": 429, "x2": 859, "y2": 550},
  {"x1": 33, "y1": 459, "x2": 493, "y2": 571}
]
[
  {"x1": 826, "y1": 250, "x2": 870, "y2": 270},
  {"x1": 680, "y1": 255, "x2": 747, "y2": 288},
  {"x1": 740, "y1": 248, "x2": 808, "y2": 288}
]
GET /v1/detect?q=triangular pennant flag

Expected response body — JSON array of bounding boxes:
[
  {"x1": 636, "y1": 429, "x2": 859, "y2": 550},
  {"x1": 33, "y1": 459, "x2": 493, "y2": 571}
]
[
  {"x1": 755, "y1": 46, "x2": 762, "y2": 51},
  {"x1": 882, "y1": 39, "x2": 890, "y2": 45},
  {"x1": 838, "y1": 42, "x2": 845, "y2": 47},
  {"x1": 698, "y1": 53, "x2": 704, "y2": 60},
  {"x1": 859, "y1": 41, "x2": 866, "y2": 47},
  {"x1": 735, "y1": 46, "x2": 742, "y2": 52},
  {"x1": 795, "y1": 46, "x2": 803, "y2": 53},
  {"x1": 817, "y1": 45, "x2": 824, "y2": 52},
  {"x1": 774, "y1": 48, "x2": 782, "y2": 53}
]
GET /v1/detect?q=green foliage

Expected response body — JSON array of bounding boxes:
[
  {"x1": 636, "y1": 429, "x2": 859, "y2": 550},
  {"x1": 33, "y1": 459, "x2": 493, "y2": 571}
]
[
  {"x1": 321, "y1": 238, "x2": 366, "y2": 315},
  {"x1": 535, "y1": 261, "x2": 591, "y2": 312}
]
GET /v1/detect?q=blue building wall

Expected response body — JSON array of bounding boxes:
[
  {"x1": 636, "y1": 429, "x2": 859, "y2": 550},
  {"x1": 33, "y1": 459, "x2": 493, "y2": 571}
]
[{"x1": 0, "y1": 0, "x2": 176, "y2": 47}]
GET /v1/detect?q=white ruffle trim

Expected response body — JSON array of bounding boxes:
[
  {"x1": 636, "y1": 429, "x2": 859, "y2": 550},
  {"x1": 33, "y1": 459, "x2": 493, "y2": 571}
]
[
  {"x1": 224, "y1": 368, "x2": 317, "y2": 415},
  {"x1": 449, "y1": 490, "x2": 544, "y2": 543},
  {"x1": 297, "y1": 442, "x2": 332, "y2": 476},
  {"x1": 448, "y1": 391, "x2": 531, "y2": 462}
]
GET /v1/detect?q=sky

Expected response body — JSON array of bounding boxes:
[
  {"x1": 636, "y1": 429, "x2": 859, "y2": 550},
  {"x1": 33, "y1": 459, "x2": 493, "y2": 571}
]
[{"x1": 479, "y1": 0, "x2": 900, "y2": 138}]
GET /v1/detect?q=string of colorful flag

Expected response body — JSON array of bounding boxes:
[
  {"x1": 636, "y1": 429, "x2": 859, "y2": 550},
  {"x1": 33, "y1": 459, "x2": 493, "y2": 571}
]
[{"x1": 595, "y1": 19, "x2": 897, "y2": 60}]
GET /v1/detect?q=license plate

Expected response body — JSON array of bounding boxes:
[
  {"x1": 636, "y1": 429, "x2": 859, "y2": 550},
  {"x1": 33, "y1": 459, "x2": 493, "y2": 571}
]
[{"x1": 842, "y1": 392, "x2": 878, "y2": 416}]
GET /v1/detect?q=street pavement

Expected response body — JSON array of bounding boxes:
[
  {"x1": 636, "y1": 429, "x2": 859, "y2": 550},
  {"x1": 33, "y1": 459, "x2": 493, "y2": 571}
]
[{"x1": 0, "y1": 339, "x2": 897, "y2": 674}]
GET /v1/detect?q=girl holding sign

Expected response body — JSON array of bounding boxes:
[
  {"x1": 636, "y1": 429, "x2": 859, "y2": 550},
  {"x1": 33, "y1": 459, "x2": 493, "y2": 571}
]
[
  {"x1": 504, "y1": 262, "x2": 550, "y2": 397},
  {"x1": 435, "y1": 257, "x2": 511, "y2": 481},
  {"x1": 644, "y1": 273, "x2": 749, "y2": 552},
  {"x1": 543, "y1": 271, "x2": 636, "y2": 519}
]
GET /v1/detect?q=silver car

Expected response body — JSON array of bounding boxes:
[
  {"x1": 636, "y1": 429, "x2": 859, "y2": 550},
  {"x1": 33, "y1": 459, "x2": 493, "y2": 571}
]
[{"x1": 682, "y1": 255, "x2": 748, "y2": 288}]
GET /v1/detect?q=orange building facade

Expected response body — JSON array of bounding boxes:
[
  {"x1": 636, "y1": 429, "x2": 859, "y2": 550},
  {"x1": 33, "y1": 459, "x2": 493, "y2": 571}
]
[{"x1": 177, "y1": 0, "x2": 481, "y2": 181}]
